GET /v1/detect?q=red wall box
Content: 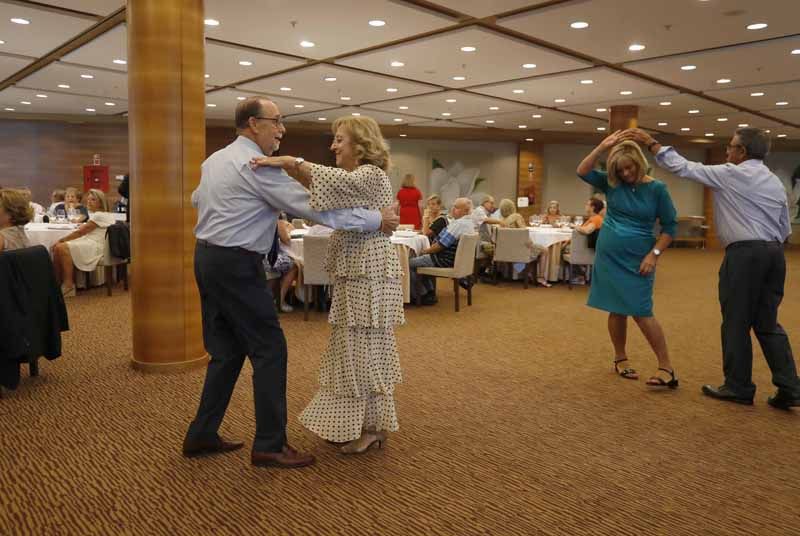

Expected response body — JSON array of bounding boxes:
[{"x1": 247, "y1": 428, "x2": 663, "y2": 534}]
[{"x1": 83, "y1": 165, "x2": 109, "y2": 192}]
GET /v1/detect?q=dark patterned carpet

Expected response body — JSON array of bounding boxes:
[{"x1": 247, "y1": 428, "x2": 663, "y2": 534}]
[{"x1": 1, "y1": 248, "x2": 799, "y2": 536}]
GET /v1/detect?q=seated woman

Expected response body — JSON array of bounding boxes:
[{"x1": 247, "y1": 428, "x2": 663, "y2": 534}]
[
  {"x1": 542, "y1": 200, "x2": 562, "y2": 225},
  {"x1": 575, "y1": 198, "x2": 605, "y2": 235},
  {"x1": 0, "y1": 188, "x2": 33, "y2": 252},
  {"x1": 421, "y1": 194, "x2": 448, "y2": 240},
  {"x1": 52, "y1": 187, "x2": 89, "y2": 223},
  {"x1": 51, "y1": 189, "x2": 116, "y2": 297},
  {"x1": 264, "y1": 219, "x2": 300, "y2": 313},
  {"x1": 48, "y1": 188, "x2": 66, "y2": 215},
  {"x1": 496, "y1": 198, "x2": 550, "y2": 287}
]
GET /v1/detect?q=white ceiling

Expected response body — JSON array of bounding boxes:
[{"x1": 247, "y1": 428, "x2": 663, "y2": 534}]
[{"x1": 1, "y1": 0, "x2": 798, "y2": 140}]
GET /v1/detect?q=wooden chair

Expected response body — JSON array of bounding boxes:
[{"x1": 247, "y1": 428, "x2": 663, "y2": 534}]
[
  {"x1": 493, "y1": 228, "x2": 538, "y2": 289},
  {"x1": 301, "y1": 235, "x2": 331, "y2": 321},
  {"x1": 99, "y1": 235, "x2": 129, "y2": 297},
  {"x1": 416, "y1": 233, "x2": 479, "y2": 312},
  {"x1": 563, "y1": 230, "x2": 595, "y2": 290}
]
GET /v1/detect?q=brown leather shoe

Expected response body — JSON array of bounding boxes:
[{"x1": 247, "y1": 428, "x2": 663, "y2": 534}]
[
  {"x1": 182, "y1": 436, "x2": 244, "y2": 457},
  {"x1": 251, "y1": 445, "x2": 315, "y2": 468}
]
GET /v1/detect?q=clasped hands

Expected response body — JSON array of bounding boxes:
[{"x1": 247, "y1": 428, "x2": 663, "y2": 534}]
[{"x1": 598, "y1": 128, "x2": 658, "y2": 151}]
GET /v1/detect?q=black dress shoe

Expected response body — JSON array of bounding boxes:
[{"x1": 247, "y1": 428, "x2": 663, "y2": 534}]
[
  {"x1": 767, "y1": 391, "x2": 800, "y2": 410},
  {"x1": 420, "y1": 293, "x2": 438, "y2": 306},
  {"x1": 183, "y1": 436, "x2": 244, "y2": 457},
  {"x1": 701, "y1": 384, "x2": 753, "y2": 405}
]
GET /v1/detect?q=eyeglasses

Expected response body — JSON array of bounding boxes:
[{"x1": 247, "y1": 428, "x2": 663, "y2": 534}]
[
  {"x1": 726, "y1": 143, "x2": 744, "y2": 150},
  {"x1": 254, "y1": 115, "x2": 284, "y2": 127}
]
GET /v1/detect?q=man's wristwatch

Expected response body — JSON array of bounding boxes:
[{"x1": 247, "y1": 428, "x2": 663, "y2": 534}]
[
  {"x1": 652, "y1": 248, "x2": 662, "y2": 257},
  {"x1": 293, "y1": 157, "x2": 305, "y2": 169}
]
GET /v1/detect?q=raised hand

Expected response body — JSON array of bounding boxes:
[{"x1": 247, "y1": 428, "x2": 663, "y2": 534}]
[
  {"x1": 622, "y1": 128, "x2": 656, "y2": 146},
  {"x1": 598, "y1": 130, "x2": 624, "y2": 151}
]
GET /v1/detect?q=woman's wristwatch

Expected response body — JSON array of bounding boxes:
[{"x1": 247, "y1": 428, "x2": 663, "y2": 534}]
[{"x1": 652, "y1": 248, "x2": 662, "y2": 257}]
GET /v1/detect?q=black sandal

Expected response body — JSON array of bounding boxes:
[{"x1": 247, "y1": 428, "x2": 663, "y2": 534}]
[
  {"x1": 613, "y1": 358, "x2": 639, "y2": 380},
  {"x1": 646, "y1": 368, "x2": 679, "y2": 389}
]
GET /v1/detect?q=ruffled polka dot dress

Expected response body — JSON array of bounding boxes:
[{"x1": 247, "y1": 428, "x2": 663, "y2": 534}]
[{"x1": 298, "y1": 164, "x2": 404, "y2": 442}]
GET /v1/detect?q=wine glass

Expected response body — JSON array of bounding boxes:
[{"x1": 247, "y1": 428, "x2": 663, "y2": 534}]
[{"x1": 55, "y1": 207, "x2": 67, "y2": 223}]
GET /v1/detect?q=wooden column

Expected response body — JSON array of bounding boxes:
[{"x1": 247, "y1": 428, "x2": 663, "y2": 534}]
[
  {"x1": 517, "y1": 141, "x2": 544, "y2": 220},
  {"x1": 608, "y1": 105, "x2": 639, "y2": 131},
  {"x1": 702, "y1": 145, "x2": 727, "y2": 249},
  {"x1": 128, "y1": 0, "x2": 206, "y2": 371}
]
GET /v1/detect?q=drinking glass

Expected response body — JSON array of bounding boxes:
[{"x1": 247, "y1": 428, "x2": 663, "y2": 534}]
[{"x1": 55, "y1": 207, "x2": 67, "y2": 223}]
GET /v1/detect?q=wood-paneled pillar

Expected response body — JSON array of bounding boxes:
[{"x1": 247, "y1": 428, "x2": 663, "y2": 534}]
[
  {"x1": 517, "y1": 140, "x2": 544, "y2": 219},
  {"x1": 127, "y1": 0, "x2": 206, "y2": 371},
  {"x1": 702, "y1": 145, "x2": 727, "y2": 249},
  {"x1": 609, "y1": 105, "x2": 639, "y2": 132}
]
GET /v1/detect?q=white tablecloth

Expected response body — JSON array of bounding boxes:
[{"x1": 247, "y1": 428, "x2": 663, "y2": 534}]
[
  {"x1": 24, "y1": 223, "x2": 77, "y2": 252},
  {"x1": 390, "y1": 234, "x2": 430, "y2": 255},
  {"x1": 529, "y1": 227, "x2": 573, "y2": 248}
]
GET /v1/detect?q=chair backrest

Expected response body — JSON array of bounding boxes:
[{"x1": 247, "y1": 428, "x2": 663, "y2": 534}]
[
  {"x1": 291, "y1": 218, "x2": 306, "y2": 230},
  {"x1": 397, "y1": 224, "x2": 415, "y2": 231},
  {"x1": 568, "y1": 230, "x2": 595, "y2": 265},
  {"x1": 452, "y1": 233, "x2": 479, "y2": 278},
  {"x1": 302, "y1": 235, "x2": 331, "y2": 285},
  {"x1": 493, "y1": 228, "x2": 533, "y2": 263}
]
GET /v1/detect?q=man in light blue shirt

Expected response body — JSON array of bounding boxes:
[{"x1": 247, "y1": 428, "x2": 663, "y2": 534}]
[
  {"x1": 183, "y1": 97, "x2": 399, "y2": 467},
  {"x1": 627, "y1": 127, "x2": 800, "y2": 409}
]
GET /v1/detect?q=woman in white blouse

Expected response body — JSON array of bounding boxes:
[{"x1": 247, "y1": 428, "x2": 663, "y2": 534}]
[{"x1": 51, "y1": 188, "x2": 116, "y2": 297}]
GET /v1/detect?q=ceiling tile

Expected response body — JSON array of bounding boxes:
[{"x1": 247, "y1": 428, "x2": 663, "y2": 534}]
[
  {"x1": 563, "y1": 93, "x2": 736, "y2": 123},
  {"x1": 0, "y1": 53, "x2": 34, "y2": 80},
  {"x1": 60, "y1": 24, "x2": 127, "y2": 70},
  {"x1": 705, "y1": 82, "x2": 800, "y2": 114},
  {"x1": 238, "y1": 64, "x2": 439, "y2": 105},
  {"x1": 32, "y1": 1, "x2": 124, "y2": 17},
  {"x1": 17, "y1": 62, "x2": 127, "y2": 99},
  {"x1": 407, "y1": 120, "x2": 482, "y2": 129},
  {"x1": 203, "y1": 0, "x2": 455, "y2": 60},
  {"x1": 767, "y1": 107, "x2": 800, "y2": 125},
  {"x1": 0, "y1": 86, "x2": 125, "y2": 115},
  {"x1": 366, "y1": 90, "x2": 531, "y2": 119},
  {"x1": 205, "y1": 42, "x2": 306, "y2": 86},
  {"x1": 286, "y1": 106, "x2": 427, "y2": 126},
  {"x1": 0, "y1": 4, "x2": 95, "y2": 57},
  {"x1": 204, "y1": 88, "x2": 336, "y2": 120},
  {"x1": 471, "y1": 67, "x2": 673, "y2": 107},
  {"x1": 647, "y1": 111, "x2": 784, "y2": 138},
  {"x1": 498, "y1": 0, "x2": 800, "y2": 64},
  {"x1": 337, "y1": 26, "x2": 590, "y2": 88},
  {"x1": 425, "y1": 0, "x2": 551, "y2": 18},
  {"x1": 459, "y1": 108, "x2": 606, "y2": 133}
]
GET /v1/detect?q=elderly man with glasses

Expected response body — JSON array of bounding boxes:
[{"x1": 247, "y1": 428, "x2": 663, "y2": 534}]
[{"x1": 625, "y1": 126, "x2": 799, "y2": 410}]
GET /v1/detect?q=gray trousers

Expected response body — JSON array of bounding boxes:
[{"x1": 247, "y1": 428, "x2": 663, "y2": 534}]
[{"x1": 409, "y1": 254, "x2": 436, "y2": 299}]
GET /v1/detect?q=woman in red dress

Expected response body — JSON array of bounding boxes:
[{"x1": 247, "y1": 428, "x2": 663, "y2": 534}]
[{"x1": 396, "y1": 173, "x2": 422, "y2": 229}]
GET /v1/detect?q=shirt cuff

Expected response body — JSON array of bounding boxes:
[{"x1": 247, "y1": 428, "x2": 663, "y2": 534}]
[{"x1": 362, "y1": 209, "x2": 382, "y2": 232}]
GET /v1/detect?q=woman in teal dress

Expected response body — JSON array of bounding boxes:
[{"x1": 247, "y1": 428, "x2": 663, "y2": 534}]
[{"x1": 577, "y1": 134, "x2": 679, "y2": 388}]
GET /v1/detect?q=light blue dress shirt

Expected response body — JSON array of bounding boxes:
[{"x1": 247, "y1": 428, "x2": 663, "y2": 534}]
[
  {"x1": 192, "y1": 136, "x2": 382, "y2": 254},
  {"x1": 655, "y1": 146, "x2": 792, "y2": 247}
]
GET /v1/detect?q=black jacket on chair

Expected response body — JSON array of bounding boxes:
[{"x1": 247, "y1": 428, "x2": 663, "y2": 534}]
[{"x1": 0, "y1": 246, "x2": 69, "y2": 390}]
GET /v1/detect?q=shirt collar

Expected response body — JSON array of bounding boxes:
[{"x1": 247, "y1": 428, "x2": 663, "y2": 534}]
[
  {"x1": 740, "y1": 158, "x2": 763, "y2": 167},
  {"x1": 235, "y1": 135, "x2": 264, "y2": 155}
]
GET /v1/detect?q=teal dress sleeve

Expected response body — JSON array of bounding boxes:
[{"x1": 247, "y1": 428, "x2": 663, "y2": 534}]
[
  {"x1": 577, "y1": 169, "x2": 609, "y2": 193},
  {"x1": 655, "y1": 182, "x2": 678, "y2": 237}
]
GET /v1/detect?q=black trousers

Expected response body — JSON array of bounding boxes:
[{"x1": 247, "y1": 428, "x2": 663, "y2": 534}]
[
  {"x1": 185, "y1": 241, "x2": 287, "y2": 452},
  {"x1": 719, "y1": 240, "x2": 800, "y2": 398}
]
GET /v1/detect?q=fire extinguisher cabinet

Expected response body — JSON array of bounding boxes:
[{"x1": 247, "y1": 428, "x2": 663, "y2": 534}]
[{"x1": 83, "y1": 165, "x2": 109, "y2": 193}]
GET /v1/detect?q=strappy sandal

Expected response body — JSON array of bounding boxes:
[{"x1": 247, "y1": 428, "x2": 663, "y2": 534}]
[
  {"x1": 613, "y1": 358, "x2": 639, "y2": 380},
  {"x1": 646, "y1": 368, "x2": 679, "y2": 389}
]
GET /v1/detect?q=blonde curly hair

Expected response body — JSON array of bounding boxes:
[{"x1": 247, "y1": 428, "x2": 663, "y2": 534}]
[
  {"x1": 331, "y1": 115, "x2": 391, "y2": 171},
  {"x1": 607, "y1": 140, "x2": 652, "y2": 187}
]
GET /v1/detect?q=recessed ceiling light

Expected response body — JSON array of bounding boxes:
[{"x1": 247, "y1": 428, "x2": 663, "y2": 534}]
[
  {"x1": 445, "y1": 98, "x2": 457, "y2": 103},
  {"x1": 512, "y1": 89, "x2": 525, "y2": 94},
  {"x1": 324, "y1": 76, "x2": 337, "y2": 82},
  {"x1": 10, "y1": 18, "x2": 30, "y2": 25},
  {"x1": 688, "y1": 109, "x2": 700, "y2": 114},
  {"x1": 35, "y1": 94, "x2": 47, "y2": 98},
  {"x1": 300, "y1": 40, "x2": 315, "y2": 48},
  {"x1": 393, "y1": 118, "x2": 403, "y2": 122},
  {"x1": 58, "y1": 84, "x2": 70, "y2": 89},
  {"x1": 532, "y1": 114, "x2": 542, "y2": 118},
  {"x1": 554, "y1": 98, "x2": 566, "y2": 103},
  {"x1": 204, "y1": 18, "x2": 220, "y2": 26},
  {"x1": 657, "y1": 122, "x2": 668, "y2": 126},
  {"x1": 518, "y1": 125, "x2": 527, "y2": 129},
  {"x1": 460, "y1": 46, "x2": 477, "y2": 52},
  {"x1": 738, "y1": 123, "x2": 749, "y2": 127},
  {"x1": 206, "y1": 103, "x2": 216, "y2": 107},
  {"x1": 452, "y1": 76, "x2": 466, "y2": 81},
  {"x1": 525, "y1": 138, "x2": 534, "y2": 142},
  {"x1": 340, "y1": 96, "x2": 351, "y2": 101},
  {"x1": 746, "y1": 23, "x2": 768, "y2": 30},
  {"x1": 398, "y1": 105, "x2": 409, "y2": 110},
  {"x1": 238, "y1": 60, "x2": 253, "y2": 66},
  {"x1": 776, "y1": 101, "x2": 789, "y2": 106},
  {"x1": 0, "y1": 40, "x2": 5, "y2": 45},
  {"x1": 659, "y1": 101, "x2": 672, "y2": 106},
  {"x1": 681, "y1": 65, "x2": 697, "y2": 71},
  {"x1": 765, "y1": 130, "x2": 771, "y2": 133},
  {"x1": 487, "y1": 106, "x2": 499, "y2": 111},
  {"x1": 792, "y1": 49, "x2": 800, "y2": 55},
  {"x1": 85, "y1": 108, "x2": 96, "y2": 112},
  {"x1": 441, "y1": 112, "x2": 451, "y2": 116},
  {"x1": 317, "y1": 117, "x2": 327, "y2": 121},
  {"x1": 597, "y1": 127, "x2": 607, "y2": 131},
  {"x1": 351, "y1": 112, "x2": 361, "y2": 116},
  {"x1": 20, "y1": 101, "x2": 31, "y2": 105},
  {"x1": 570, "y1": 21, "x2": 589, "y2": 29},
  {"x1": 716, "y1": 78, "x2": 731, "y2": 84},
  {"x1": 750, "y1": 92, "x2": 764, "y2": 97},
  {"x1": 681, "y1": 127, "x2": 691, "y2": 131},
  {"x1": 386, "y1": 87, "x2": 398, "y2": 93},
  {"x1": 619, "y1": 90, "x2": 633, "y2": 95},
  {"x1": 294, "y1": 104, "x2": 304, "y2": 108},
  {"x1": 399, "y1": 134, "x2": 407, "y2": 137},
  {"x1": 705, "y1": 133, "x2": 715, "y2": 137},
  {"x1": 777, "y1": 134, "x2": 787, "y2": 138},
  {"x1": 104, "y1": 102, "x2": 116, "y2": 106},
  {"x1": 717, "y1": 117, "x2": 728, "y2": 122},
  {"x1": 580, "y1": 79, "x2": 594, "y2": 85},
  {"x1": 596, "y1": 107, "x2": 607, "y2": 112},
  {"x1": 204, "y1": 74, "x2": 210, "y2": 78},
  {"x1": 368, "y1": 19, "x2": 386, "y2": 27},
  {"x1": 4, "y1": 107, "x2": 14, "y2": 111},
  {"x1": 236, "y1": 96, "x2": 246, "y2": 100},
  {"x1": 390, "y1": 61, "x2": 405, "y2": 67},
  {"x1": 113, "y1": 59, "x2": 127, "y2": 65},
  {"x1": 628, "y1": 43, "x2": 646, "y2": 52},
  {"x1": 81, "y1": 74, "x2": 94, "y2": 79},
  {"x1": 280, "y1": 87, "x2": 292, "y2": 91},
  {"x1": 485, "y1": 120, "x2": 495, "y2": 124},
  {"x1": 564, "y1": 120, "x2": 574, "y2": 125},
  {"x1": 522, "y1": 63, "x2": 537, "y2": 69}
]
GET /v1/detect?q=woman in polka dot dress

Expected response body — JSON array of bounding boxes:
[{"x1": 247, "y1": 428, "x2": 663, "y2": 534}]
[{"x1": 250, "y1": 115, "x2": 404, "y2": 454}]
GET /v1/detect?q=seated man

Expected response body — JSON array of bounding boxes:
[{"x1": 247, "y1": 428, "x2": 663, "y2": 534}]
[{"x1": 409, "y1": 197, "x2": 474, "y2": 305}]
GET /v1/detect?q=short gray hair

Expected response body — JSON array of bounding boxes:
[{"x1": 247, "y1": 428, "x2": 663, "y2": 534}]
[{"x1": 735, "y1": 127, "x2": 770, "y2": 160}]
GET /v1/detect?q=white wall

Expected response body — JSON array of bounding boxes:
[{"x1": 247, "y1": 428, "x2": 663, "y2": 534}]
[
  {"x1": 388, "y1": 138, "x2": 518, "y2": 204},
  {"x1": 542, "y1": 144, "x2": 706, "y2": 216}
]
